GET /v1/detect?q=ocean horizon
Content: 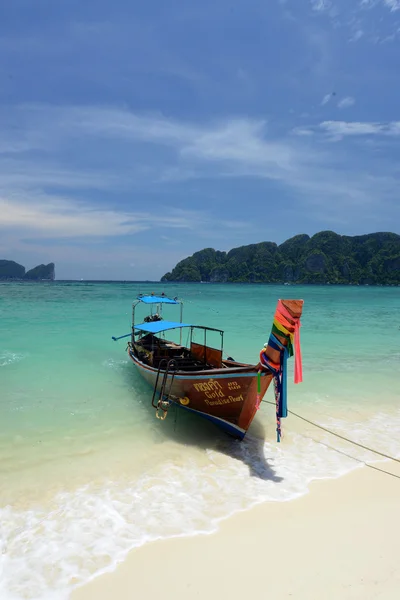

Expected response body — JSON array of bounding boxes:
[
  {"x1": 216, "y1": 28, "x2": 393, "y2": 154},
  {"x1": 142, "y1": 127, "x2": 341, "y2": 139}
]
[{"x1": 4, "y1": 279, "x2": 400, "y2": 285}]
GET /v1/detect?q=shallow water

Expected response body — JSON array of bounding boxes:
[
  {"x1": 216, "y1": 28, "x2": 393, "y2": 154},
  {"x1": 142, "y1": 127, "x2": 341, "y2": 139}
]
[{"x1": 0, "y1": 282, "x2": 399, "y2": 599}]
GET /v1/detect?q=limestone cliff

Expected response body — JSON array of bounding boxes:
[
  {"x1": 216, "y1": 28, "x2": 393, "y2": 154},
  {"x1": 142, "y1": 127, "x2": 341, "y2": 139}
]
[
  {"x1": 0, "y1": 260, "x2": 55, "y2": 281},
  {"x1": 24, "y1": 263, "x2": 55, "y2": 281},
  {"x1": 0, "y1": 260, "x2": 25, "y2": 280},
  {"x1": 161, "y1": 231, "x2": 400, "y2": 285}
]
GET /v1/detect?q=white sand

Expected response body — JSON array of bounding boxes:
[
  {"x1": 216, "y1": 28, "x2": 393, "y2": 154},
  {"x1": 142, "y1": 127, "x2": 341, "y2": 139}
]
[{"x1": 72, "y1": 461, "x2": 400, "y2": 600}]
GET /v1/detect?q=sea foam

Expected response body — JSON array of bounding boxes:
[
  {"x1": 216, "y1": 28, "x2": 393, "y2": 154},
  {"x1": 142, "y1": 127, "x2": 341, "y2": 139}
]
[{"x1": 2, "y1": 407, "x2": 399, "y2": 600}]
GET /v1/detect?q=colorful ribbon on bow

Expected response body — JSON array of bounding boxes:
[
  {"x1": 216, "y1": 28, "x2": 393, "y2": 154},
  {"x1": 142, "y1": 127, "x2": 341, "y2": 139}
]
[{"x1": 259, "y1": 299, "x2": 304, "y2": 441}]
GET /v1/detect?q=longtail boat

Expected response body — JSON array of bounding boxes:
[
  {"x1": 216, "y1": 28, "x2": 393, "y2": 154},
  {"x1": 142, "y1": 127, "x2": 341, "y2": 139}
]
[{"x1": 113, "y1": 294, "x2": 303, "y2": 440}]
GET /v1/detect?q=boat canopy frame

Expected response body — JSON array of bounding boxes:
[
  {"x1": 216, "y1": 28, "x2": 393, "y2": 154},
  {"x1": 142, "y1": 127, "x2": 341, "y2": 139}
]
[{"x1": 131, "y1": 294, "x2": 224, "y2": 354}]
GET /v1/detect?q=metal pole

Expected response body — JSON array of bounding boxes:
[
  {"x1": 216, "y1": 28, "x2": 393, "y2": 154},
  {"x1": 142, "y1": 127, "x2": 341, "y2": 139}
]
[{"x1": 180, "y1": 301, "x2": 183, "y2": 344}]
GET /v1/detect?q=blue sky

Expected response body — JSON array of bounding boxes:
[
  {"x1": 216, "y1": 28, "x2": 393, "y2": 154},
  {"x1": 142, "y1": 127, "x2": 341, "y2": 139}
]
[{"x1": 1, "y1": 0, "x2": 400, "y2": 279}]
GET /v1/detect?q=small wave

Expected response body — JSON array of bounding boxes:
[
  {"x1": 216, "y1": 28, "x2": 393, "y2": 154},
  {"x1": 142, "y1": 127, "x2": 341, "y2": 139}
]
[
  {"x1": 102, "y1": 358, "x2": 129, "y2": 371},
  {"x1": 316, "y1": 410, "x2": 400, "y2": 464},
  {"x1": 0, "y1": 352, "x2": 26, "y2": 367},
  {"x1": 0, "y1": 426, "x2": 368, "y2": 600}
]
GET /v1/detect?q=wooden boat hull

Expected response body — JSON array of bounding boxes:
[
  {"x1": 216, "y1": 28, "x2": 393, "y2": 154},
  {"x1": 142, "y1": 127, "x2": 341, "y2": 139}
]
[{"x1": 128, "y1": 349, "x2": 273, "y2": 439}]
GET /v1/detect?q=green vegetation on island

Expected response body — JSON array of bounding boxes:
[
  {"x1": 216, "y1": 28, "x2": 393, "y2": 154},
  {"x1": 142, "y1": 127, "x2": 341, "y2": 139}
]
[
  {"x1": 161, "y1": 231, "x2": 400, "y2": 285},
  {"x1": 0, "y1": 260, "x2": 55, "y2": 281}
]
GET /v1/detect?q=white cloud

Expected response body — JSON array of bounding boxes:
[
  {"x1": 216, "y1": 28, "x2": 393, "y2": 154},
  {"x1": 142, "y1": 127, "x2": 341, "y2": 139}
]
[
  {"x1": 359, "y1": 0, "x2": 377, "y2": 6},
  {"x1": 302, "y1": 0, "x2": 400, "y2": 43},
  {"x1": 178, "y1": 119, "x2": 299, "y2": 176},
  {"x1": 383, "y1": 0, "x2": 400, "y2": 11},
  {"x1": 0, "y1": 196, "x2": 142, "y2": 237},
  {"x1": 387, "y1": 122, "x2": 400, "y2": 135},
  {"x1": 350, "y1": 29, "x2": 364, "y2": 42},
  {"x1": 291, "y1": 127, "x2": 314, "y2": 136},
  {"x1": 0, "y1": 105, "x2": 322, "y2": 226},
  {"x1": 0, "y1": 194, "x2": 214, "y2": 238},
  {"x1": 1, "y1": 104, "x2": 399, "y2": 241},
  {"x1": 320, "y1": 120, "x2": 400, "y2": 139},
  {"x1": 311, "y1": 0, "x2": 332, "y2": 11},
  {"x1": 0, "y1": 162, "x2": 122, "y2": 191},
  {"x1": 321, "y1": 93, "x2": 333, "y2": 106},
  {"x1": 13, "y1": 105, "x2": 308, "y2": 182},
  {"x1": 337, "y1": 96, "x2": 355, "y2": 109}
]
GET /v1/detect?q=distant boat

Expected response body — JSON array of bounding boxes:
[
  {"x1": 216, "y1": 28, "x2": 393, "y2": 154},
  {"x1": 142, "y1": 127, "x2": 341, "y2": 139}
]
[{"x1": 113, "y1": 294, "x2": 303, "y2": 440}]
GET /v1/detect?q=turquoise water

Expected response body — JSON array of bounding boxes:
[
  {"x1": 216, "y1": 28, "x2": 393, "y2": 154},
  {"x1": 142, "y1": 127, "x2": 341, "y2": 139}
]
[{"x1": 1, "y1": 282, "x2": 399, "y2": 599}]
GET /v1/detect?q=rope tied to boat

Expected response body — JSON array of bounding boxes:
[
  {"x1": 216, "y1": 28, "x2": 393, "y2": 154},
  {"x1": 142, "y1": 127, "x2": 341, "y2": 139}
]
[{"x1": 261, "y1": 398, "x2": 400, "y2": 480}]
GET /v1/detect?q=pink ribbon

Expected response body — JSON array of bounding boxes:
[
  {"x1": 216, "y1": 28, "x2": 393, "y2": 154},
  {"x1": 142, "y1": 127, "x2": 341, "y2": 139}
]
[
  {"x1": 293, "y1": 319, "x2": 302, "y2": 384},
  {"x1": 277, "y1": 300, "x2": 303, "y2": 384}
]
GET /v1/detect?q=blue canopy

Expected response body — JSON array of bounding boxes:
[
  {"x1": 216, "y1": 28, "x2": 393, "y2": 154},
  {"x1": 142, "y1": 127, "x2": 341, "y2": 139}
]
[
  {"x1": 134, "y1": 321, "x2": 224, "y2": 335},
  {"x1": 137, "y1": 295, "x2": 180, "y2": 305},
  {"x1": 134, "y1": 321, "x2": 192, "y2": 334}
]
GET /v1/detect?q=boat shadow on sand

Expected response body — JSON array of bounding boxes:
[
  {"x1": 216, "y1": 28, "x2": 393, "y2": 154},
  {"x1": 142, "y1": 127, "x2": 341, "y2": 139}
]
[{"x1": 124, "y1": 368, "x2": 283, "y2": 484}]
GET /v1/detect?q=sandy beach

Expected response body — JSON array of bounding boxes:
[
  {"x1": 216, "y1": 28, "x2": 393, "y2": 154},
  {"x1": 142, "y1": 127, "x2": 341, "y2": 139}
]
[{"x1": 72, "y1": 460, "x2": 400, "y2": 600}]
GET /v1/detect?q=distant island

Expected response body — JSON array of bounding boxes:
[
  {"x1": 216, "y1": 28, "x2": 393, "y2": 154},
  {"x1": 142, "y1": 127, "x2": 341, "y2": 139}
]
[
  {"x1": 161, "y1": 231, "x2": 400, "y2": 285},
  {"x1": 0, "y1": 260, "x2": 55, "y2": 281}
]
